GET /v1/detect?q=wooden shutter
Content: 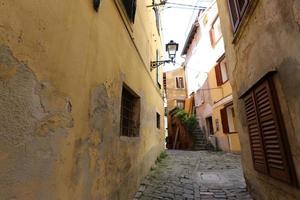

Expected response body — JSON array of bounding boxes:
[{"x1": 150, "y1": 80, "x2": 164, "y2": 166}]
[
  {"x1": 176, "y1": 77, "x2": 179, "y2": 88},
  {"x1": 215, "y1": 64, "x2": 223, "y2": 86},
  {"x1": 254, "y1": 80, "x2": 293, "y2": 183},
  {"x1": 227, "y1": 0, "x2": 240, "y2": 32},
  {"x1": 244, "y1": 78, "x2": 296, "y2": 185},
  {"x1": 220, "y1": 108, "x2": 229, "y2": 133},
  {"x1": 244, "y1": 92, "x2": 268, "y2": 174}
]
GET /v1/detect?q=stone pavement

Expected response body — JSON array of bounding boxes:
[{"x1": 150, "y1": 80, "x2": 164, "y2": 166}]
[{"x1": 134, "y1": 150, "x2": 252, "y2": 200}]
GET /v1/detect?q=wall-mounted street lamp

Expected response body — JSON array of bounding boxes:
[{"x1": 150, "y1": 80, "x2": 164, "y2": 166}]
[{"x1": 151, "y1": 40, "x2": 179, "y2": 70}]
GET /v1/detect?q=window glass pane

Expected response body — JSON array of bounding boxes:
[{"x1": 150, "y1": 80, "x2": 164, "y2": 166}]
[
  {"x1": 179, "y1": 77, "x2": 184, "y2": 88},
  {"x1": 228, "y1": 0, "x2": 239, "y2": 27},
  {"x1": 122, "y1": 0, "x2": 136, "y2": 22},
  {"x1": 220, "y1": 60, "x2": 228, "y2": 83},
  {"x1": 121, "y1": 86, "x2": 140, "y2": 137},
  {"x1": 213, "y1": 17, "x2": 222, "y2": 43},
  {"x1": 238, "y1": 0, "x2": 248, "y2": 14},
  {"x1": 176, "y1": 77, "x2": 184, "y2": 88},
  {"x1": 176, "y1": 100, "x2": 184, "y2": 109}
]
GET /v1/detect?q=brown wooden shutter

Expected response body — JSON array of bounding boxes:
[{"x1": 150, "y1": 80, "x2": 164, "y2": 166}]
[
  {"x1": 244, "y1": 92, "x2": 268, "y2": 174},
  {"x1": 176, "y1": 77, "x2": 179, "y2": 88},
  {"x1": 254, "y1": 80, "x2": 293, "y2": 184},
  {"x1": 215, "y1": 64, "x2": 223, "y2": 86},
  {"x1": 220, "y1": 108, "x2": 229, "y2": 133},
  {"x1": 244, "y1": 77, "x2": 297, "y2": 185}
]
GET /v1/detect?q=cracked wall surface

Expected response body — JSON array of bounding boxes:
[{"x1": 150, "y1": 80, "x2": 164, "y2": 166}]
[
  {"x1": 0, "y1": 45, "x2": 74, "y2": 199},
  {"x1": 217, "y1": 0, "x2": 300, "y2": 199},
  {"x1": 0, "y1": 0, "x2": 164, "y2": 199}
]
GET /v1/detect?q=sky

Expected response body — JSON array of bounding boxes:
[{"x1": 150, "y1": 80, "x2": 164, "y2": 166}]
[{"x1": 160, "y1": 0, "x2": 214, "y2": 72}]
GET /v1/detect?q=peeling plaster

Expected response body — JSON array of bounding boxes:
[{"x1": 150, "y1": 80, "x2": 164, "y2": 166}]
[{"x1": 0, "y1": 44, "x2": 73, "y2": 199}]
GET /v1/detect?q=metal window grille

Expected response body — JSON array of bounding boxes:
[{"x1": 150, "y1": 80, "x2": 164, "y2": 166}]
[{"x1": 121, "y1": 86, "x2": 139, "y2": 137}]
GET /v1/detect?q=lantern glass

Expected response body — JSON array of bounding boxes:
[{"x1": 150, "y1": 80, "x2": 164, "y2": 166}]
[{"x1": 166, "y1": 40, "x2": 178, "y2": 60}]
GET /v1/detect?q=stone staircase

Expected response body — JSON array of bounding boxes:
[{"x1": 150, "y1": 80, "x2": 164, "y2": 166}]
[{"x1": 191, "y1": 126, "x2": 208, "y2": 151}]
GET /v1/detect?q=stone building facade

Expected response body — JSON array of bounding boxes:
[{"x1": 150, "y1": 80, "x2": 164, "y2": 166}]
[
  {"x1": 217, "y1": 0, "x2": 300, "y2": 199},
  {"x1": 0, "y1": 0, "x2": 165, "y2": 199}
]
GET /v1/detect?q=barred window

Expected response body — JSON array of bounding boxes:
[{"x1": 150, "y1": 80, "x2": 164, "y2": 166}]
[{"x1": 120, "y1": 85, "x2": 140, "y2": 137}]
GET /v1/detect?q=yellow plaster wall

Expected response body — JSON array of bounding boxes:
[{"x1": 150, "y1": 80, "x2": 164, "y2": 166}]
[
  {"x1": 212, "y1": 105, "x2": 240, "y2": 152},
  {"x1": 228, "y1": 134, "x2": 241, "y2": 153},
  {"x1": 165, "y1": 68, "x2": 187, "y2": 111},
  {"x1": 207, "y1": 66, "x2": 232, "y2": 103},
  {"x1": 0, "y1": 0, "x2": 165, "y2": 199},
  {"x1": 208, "y1": 62, "x2": 240, "y2": 152},
  {"x1": 212, "y1": 105, "x2": 230, "y2": 151}
]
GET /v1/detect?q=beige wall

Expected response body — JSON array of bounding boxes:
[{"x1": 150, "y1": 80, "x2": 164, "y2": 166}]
[
  {"x1": 207, "y1": 64, "x2": 240, "y2": 152},
  {"x1": 208, "y1": 66, "x2": 232, "y2": 103},
  {"x1": 217, "y1": 0, "x2": 300, "y2": 199},
  {"x1": 165, "y1": 67, "x2": 187, "y2": 111},
  {"x1": 0, "y1": 0, "x2": 165, "y2": 199}
]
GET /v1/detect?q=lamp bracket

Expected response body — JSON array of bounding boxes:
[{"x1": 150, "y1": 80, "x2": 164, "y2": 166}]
[{"x1": 150, "y1": 60, "x2": 173, "y2": 70}]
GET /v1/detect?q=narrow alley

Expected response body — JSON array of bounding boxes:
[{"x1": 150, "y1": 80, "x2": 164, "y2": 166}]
[
  {"x1": 1, "y1": 0, "x2": 300, "y2": 199},
  {"x1": 135, "y1": 151, "x2": 252, "y2": 200}
]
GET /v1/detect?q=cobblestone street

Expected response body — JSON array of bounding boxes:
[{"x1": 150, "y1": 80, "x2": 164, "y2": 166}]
[{"x1": 135, "y1": 150, "x2": 252, "y2": 200}]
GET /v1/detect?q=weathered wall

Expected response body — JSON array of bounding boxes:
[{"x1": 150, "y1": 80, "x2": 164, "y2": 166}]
[
  {"x1": 208, "y1": 67, "x2": 232, "y2": 104},
  {"x1": 207, "y1": 65, "x2": 240, "y2": 152},
  {"x1": 217, "y1": 0, "x2": 300, "y2": 199},
  {"x1": 194, "y1": 80, "x2": 213, "y2": 132},
  {"x1": 165, "y1": 68, "x2": 187, "y2": 111},
  {"x1": 0, "y1": 0, "x2": 164, "y2": 199}
]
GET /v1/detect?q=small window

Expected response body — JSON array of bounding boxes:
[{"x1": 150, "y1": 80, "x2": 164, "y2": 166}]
[
  {"x1": 156, "y1": 112, "x2": 161, "y2": 129},
  {"x1": 121, "y1": 0, "x2": 137, "y2": 23},
  {"x1": 215, "y1": 58, "x2": 228, "y2": 86},
  {"x1": 227, "y1": 0, "x2": 250, "y2": 32},
  {"x1": 175, "y1": 77, "x2": 184, "y2": 89},
  {"x1": 243, "y1": 76, "x2": 297, "y2": 185},
  {"x1": 176, "y1": 100, "x2": 185, "y2": 109},
  {"x1": 220, "y1": 59, "x2": 229, "y2": 83},
  {"x1": 120, "y1": 85, "x2": 140, "y2": 137},
  {"x1": 209, "y1": 16, "x2": 222, "y2": 47}
]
